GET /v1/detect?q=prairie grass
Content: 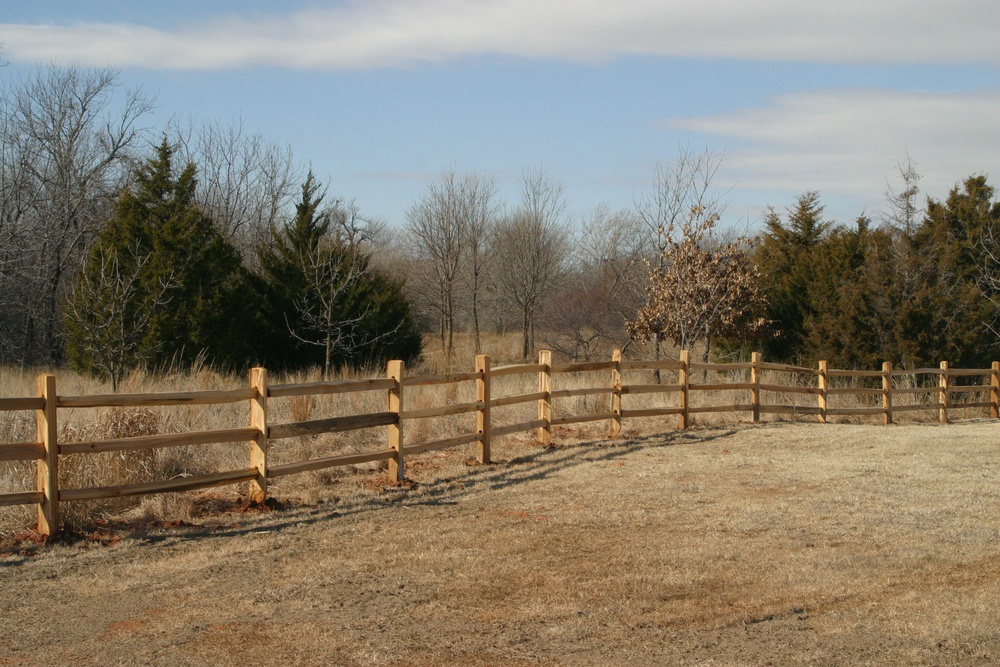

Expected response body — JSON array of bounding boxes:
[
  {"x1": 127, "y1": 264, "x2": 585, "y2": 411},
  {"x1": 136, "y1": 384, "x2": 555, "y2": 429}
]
[
  {"x1": 1, "y1": 334, "x2": 997, "y2": 535},
  {"x1": 3, "y1": 421, "x2": 999, "y2": 665}
]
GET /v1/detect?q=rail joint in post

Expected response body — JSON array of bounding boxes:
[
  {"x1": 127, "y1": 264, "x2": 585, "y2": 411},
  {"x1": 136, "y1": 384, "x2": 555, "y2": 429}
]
[
  {"x1": 817, "y1": 360, "x2": 828, "y2": 424},
  {"x1": 35, "y1": 374, "x2": 58, "y2": 537},
  {"x1": 387, "y1": 360, "x2": 405, "y2": 480},
  {"x1": 882, "y1": 361, "x2": 893, "y2": 425},
  {"x1": 537, "y1": 350, "x2": 552, "y2": 446},
  {"x1": 476, "y1": 355, "x2": 491, "y2": 464},
  {"x1": 610, "y1": 349, "x2": 622, "y2": 437},
  {"x1": 939, "y1": 360, "x2": 949, "y2": 424},
  {"x1": 248, "y1": 367, "x2": 268, "y2": 503}
]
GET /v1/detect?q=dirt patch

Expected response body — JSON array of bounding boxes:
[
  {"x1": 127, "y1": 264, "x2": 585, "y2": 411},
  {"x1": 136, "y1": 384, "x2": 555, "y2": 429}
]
[{"x1": 2, "y1": 421, "x2": 1000, "y2": 665}]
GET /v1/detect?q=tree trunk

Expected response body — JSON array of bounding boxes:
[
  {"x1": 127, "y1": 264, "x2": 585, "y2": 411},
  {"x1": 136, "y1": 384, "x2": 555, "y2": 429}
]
[
  {"x1": 324, "y1": 331, "x2": 332, "y2": 380},
  {"x1": 472, "y1": 293, "x2": 481, "y2": 354},
  {"x1": 703, "y1": 332, "x2": 711, "y2": 382},
  {"x1": 653, "y1": 334, "x2": 662, "y2": 384},
  {"x1": 521, "y1": 305, "x2": 531, "y2": 360}
]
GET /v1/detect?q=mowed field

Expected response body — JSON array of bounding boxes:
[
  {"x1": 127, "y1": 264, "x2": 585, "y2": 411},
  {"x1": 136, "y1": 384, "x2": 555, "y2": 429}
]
[{"x1": 2, "y1": 421, "x2": 1000, "y2": 666}]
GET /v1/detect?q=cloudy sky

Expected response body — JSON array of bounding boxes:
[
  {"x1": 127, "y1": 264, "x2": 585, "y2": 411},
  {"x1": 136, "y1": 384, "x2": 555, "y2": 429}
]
[{"x1": 2, "y1": 0, "x2": 999, "y2": 230}]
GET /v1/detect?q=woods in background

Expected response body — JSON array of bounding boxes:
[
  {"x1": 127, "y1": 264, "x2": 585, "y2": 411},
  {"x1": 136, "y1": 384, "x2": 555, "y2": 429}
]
[{"x1": 2, "y1": 65, "x2": 999, "y2": 383}]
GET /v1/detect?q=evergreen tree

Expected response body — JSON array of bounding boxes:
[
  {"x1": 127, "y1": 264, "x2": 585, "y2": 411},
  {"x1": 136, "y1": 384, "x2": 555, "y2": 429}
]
[
  {"x1": 753, "y1": 192, "x2": 831, "y2": 362},
  {"x1": 800, "y1": 217, "x2": 888, "y2": 368},
  {"x1": 899, "y1": 175, "x2": 1000, "y2": 367},
  {"x1": 257, "y1": 173, "x2": 421, "y2": 374},
  {"x1": 255, "y1": 172, "x2": 332, "y2": 369},
  {"x1": 65, "y1": 139, "x2": 251, "y2": 379}
]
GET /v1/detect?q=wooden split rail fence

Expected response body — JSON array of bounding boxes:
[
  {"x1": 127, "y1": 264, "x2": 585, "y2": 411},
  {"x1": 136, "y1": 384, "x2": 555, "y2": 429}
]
[{"x1": 2, "y1": 351, "x2": 998, "y2": 536}]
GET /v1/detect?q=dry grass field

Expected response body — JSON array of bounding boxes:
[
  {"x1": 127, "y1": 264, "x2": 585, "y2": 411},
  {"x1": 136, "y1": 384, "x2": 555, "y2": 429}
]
[{"x1": 2, "y1": 419, "x2": 1000, "y2": 666}]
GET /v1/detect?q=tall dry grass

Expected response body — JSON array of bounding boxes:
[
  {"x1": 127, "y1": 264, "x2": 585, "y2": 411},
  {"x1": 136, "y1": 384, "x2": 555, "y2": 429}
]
[{"x1": 1, "y1": 334, "x2": 996, "y2": 535}]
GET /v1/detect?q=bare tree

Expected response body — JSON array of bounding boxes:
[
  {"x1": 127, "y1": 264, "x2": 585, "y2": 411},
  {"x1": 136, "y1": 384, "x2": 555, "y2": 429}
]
[
  {"x1": 880, "y1": 153, "x2": 923, "y2": 237},
  {"x1": 289, "y1": 240, "x2": 372, "y2": 379},
  {"x1": 405, "y1": 169, "x2": 500, "y2": 359},
  {"x1": 0, "y1": 65, "x2": 153, "y2": 365},
  {"x1": 457, "y1": 172, "x2": 500, "y2": 353},
  {"x1": 633, "y1": 148, "x2": 728, "y2": 363},
  {"x1": 172, "y1": 116, "x2": 300, "y2": 267},
  {"x1": 492, "y1": 168, "x2": 569, "y2": 360},
  {"x1": 539, "y1": 204, "x2": 646, "y2": 360},
  {"x1": 63, "y1": 245, "x2": 172, "y2": 391}
]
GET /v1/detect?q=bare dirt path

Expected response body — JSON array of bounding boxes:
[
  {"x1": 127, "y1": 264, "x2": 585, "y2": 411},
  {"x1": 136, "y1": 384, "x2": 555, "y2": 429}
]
[{"x1": 2, "y1": 421, "x2": 1000, "y2": 666}]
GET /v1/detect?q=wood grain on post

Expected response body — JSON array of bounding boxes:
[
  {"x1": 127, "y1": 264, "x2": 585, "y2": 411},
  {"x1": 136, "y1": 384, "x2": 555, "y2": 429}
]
[
  {"x1": 476, "y1": 355, "x2": 491, "y2": 464},
  {"x1": 538, "y1": 350, "x2": 552, "y2": 446},
  {"x1": 248, "y1": 367, "x2": 268, "y2": 503},
  {"x1": 35, "y1": 374, "x2": 58, "y2": 537},
  {"x1": 387, "y1": 360, "x2": 405, "y2": 481},
  {"x1": 991, "y1": 361, "x2": 999, "y2": 419},
  {"x1": 882, "y1": 361, "x2": 893, "y2": 425},
  {"x1": 678, "y1": 350, "x2": 690, "y2": 430},
  {"x1": 939, "y1": 361, "x2": 949, "y2": 424},
  {"x1": 817, "y1": 360, "x2": 828, "y2": 424},
  {"x1": 751, "y1": 352, "x2": 761, "y2": 423},
  {"x1": 610, "y1": 349, "x2": 622, "y2": 437}
]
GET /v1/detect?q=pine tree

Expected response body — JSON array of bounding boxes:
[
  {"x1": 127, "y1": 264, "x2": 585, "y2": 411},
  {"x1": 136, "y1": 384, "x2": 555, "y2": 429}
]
[
  {"x1": 65, "y1": 139, "x2": 250, "y2": 380},
  {"x1": 257, "y1": 173, "x2": 421, "y2": 374},
  {"x1": 899, "y1": 176, "x2": 1000, "y2": 367},
  {"x1": 753, "y1": 192, "x2": 831, "y2": 362}
]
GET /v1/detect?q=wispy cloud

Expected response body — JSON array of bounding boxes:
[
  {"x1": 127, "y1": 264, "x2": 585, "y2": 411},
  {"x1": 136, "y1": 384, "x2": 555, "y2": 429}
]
[
  {"x1": 665, "y1": 89, "x2": 1000, "y2": 210},
  {"x1": 2, "y1": 0, "x2": 998, "y2": 70}
]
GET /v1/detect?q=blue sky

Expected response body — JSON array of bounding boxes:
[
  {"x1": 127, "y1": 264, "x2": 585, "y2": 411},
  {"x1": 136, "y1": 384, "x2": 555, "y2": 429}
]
[{"x1": 3, "y1": 0, "x2": 999, "y2": 231}]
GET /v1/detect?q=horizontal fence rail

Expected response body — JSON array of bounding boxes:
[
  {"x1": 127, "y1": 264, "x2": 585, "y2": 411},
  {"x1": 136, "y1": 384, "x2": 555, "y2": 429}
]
[{"x1": 1, "y1": 352, "x2": 998, "y2": 536}]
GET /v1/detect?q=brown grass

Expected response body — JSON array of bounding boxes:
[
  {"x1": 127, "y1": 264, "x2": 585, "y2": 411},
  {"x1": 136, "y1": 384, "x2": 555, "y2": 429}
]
[
  {"x1": 0, "y1": 334, "x2": 995, "y2": 534},
  {"x1": 1, "y1": 421, "x2": 999, "y2": 665}
]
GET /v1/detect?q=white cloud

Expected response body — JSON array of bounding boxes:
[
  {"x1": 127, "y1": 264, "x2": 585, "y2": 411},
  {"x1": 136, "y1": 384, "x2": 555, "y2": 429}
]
[
  {"x1": 1, "y1": 0, "x2": 998, "y2": 70},
  {"x1": 664, "y1": 88, "x2": 1000, "y2": 215}
]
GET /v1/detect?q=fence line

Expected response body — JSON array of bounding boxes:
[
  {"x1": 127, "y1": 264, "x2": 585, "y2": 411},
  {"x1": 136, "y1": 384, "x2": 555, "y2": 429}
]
[{"x1": 2, "y1": 351, "x2": 998, "y2": 536}]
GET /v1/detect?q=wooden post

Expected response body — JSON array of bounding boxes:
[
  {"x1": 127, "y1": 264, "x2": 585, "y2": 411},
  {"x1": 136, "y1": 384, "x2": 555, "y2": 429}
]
[
  {"x1": 939, "y1": 360, "x2": 949, "y2": 424},
  {"x1": 538, "y1": 350, "x2": 552, "y2": 446},
  {"x1": 751, "y1": 352, "x2": 761, "y2": 423},
  {"x1": 610, "y1": 349, "x2": 622, "y2": 437},
  {"x1": 35, "y1": 374, "x2": 58, "y2": 537},
  {"x1": 991, "y1": 361, "x2": 999, "y2": 419},
  {"x1": 817, "y1": 360, "x2": 828, "y2": 424},
  {"x1": 678, "y1": 350, "x2": 690, "y2": 430},
  {"x1": 387, "y1": 360, "x2": 405, "y2": 481},
  {"x1": 882, "y1": 361, "x2": 893, "y2": 425},
  {"x1": 475, "y1": 354, "x2": 491, "y2": 464},
  {"x1": 248, "y1": 367, "x2": 268, "y2": 503}
]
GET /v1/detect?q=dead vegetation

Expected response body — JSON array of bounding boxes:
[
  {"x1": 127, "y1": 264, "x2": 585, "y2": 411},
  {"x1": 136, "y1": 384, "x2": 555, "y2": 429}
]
[{"x1": 2, "y1": 421, "x2": 1000, "y2": 665}]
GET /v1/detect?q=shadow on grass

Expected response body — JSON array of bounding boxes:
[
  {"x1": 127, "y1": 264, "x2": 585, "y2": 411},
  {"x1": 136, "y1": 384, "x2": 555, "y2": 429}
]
[{"x1": 0, "y1": 427, "x2": 741, "y2": 563}]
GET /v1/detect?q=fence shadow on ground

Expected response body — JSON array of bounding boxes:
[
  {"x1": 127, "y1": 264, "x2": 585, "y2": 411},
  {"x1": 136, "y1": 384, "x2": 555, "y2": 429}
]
[{"x1": 0, "y1": 427, "x2": 742, "y2": 565}]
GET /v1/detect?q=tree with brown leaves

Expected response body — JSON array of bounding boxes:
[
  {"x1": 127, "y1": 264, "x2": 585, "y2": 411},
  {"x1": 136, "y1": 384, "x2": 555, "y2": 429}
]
[{"x1": 628, "y1": 205, "x2": 766, "y2": 364}]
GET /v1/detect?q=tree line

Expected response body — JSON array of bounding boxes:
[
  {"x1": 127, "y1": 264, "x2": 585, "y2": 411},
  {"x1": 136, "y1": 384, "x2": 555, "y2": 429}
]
[
  {"x1": 1, "y1": 67, "x2": 420, "y2": 386},
  {"x1": 2, "y1": 65, "x2": 998, "y2": 384}
]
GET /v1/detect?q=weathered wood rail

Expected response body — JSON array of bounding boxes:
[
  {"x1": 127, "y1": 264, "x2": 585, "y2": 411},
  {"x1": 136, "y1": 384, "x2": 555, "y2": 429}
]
[{"x1": 2, "y1": 351, "x2": 998, "y2": 536}]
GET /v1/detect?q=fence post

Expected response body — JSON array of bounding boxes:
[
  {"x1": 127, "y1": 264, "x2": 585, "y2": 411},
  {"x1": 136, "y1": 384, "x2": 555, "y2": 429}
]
[
  {"x1": 882, "y1": 361, "x2": 893, "y2": 425},
  {"x1": 939, "y1": 360, "x2": 949, "y2": 424},
  {"x1": 610, "y1": 349, "x2": 622, "y2": 437},
  {"x1": 817, "y1": 360, "x2": 828, "y2": 424},
  {"x1": 678, "y1": 350, "x2": 690, "y2": 430},
  {"x1": 751, "y1": 352, "x2": 761, "y2": 423},
  {"x1": 538, "y1": 350, "x2": 552, "y2": 446},
  {"x1": 248, "y1": 367, "x2": 269, "y2": 503},
  {"x1": 35, "y1": 374, "x2": 58, "y2": 537},
  {"x1": 991, "y1": 361, "x2": 999, "y2": 419},
  {"x1": 387, "y1": 360, "x2": 405, "y2": 481},
  {"x1": 476, "y1": 354, "x2": 491, "y2": 464}
]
